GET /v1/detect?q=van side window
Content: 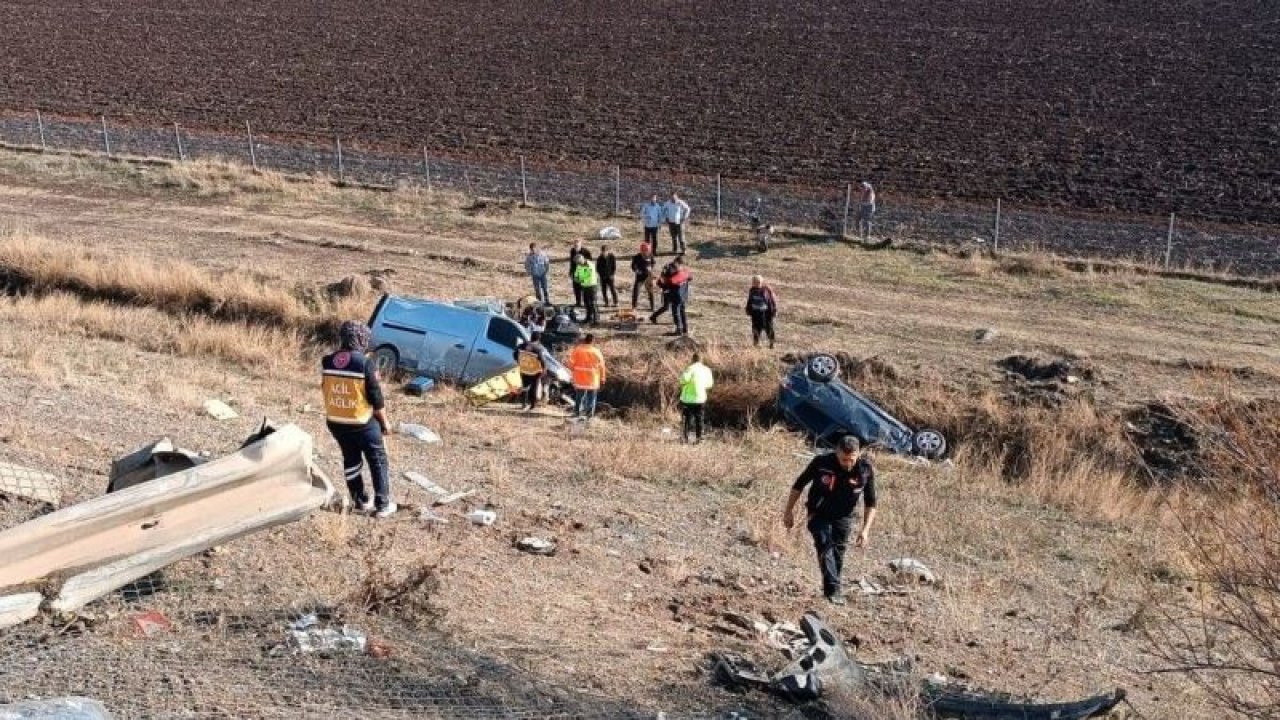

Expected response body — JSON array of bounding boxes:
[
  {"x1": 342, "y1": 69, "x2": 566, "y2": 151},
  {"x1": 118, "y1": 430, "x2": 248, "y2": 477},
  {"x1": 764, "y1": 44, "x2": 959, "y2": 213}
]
[{"x1": 486, "y1": 318, "x2": 523, "y2": 349}]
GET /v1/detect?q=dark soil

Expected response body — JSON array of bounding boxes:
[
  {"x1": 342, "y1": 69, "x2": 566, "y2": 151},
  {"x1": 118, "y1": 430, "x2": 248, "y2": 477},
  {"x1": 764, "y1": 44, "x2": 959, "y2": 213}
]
[{"x1": 0, "y1": 0, "x2": 1275, "y2": 224}]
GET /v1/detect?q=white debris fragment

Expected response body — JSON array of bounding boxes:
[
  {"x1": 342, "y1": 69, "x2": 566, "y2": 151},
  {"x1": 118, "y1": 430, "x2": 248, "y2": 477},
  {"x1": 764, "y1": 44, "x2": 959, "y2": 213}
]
[
  {"x1": 888, "y1": 558, "x2": 937, "y2": 585},
  {"x1": 202, "y1": 399, "x2": 238, "y2": 421},
  {"x1": 398, "y1": 423, "x2": 441, "y2": 443}
]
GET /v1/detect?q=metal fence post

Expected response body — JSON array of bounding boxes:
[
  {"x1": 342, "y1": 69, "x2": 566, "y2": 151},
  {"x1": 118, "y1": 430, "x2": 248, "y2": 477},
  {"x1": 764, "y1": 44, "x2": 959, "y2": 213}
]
[
  {"x1": 335, "y1": 137, "x2": 345, "y2": 184},
  {"x1": 841, "y1": 183, "x2": 852, "y2": 238},
  {"x1": 245, "y1": 121, "x2": 258, "y2": 171},
  {"x1": 716, "y1": 173, "x2": 722, "y2": 226},
  {"x1": 613, "y1": 165, "x2": 621, "y2": 216},
  {"x1": 100, "y1": 115, "x2": 112, "y2": 156},
  {"x1": 422, "y1": 146, "x2": 432, "y2": 191},
  {"x1": 35, "y1": 110, "x2": 47, "y2": 151},
  {"x1": 1164, "y1": 212, "x2": 1175, "y2": 269},
  {"x1": 994, "y1": 198, "x2": 1002, "y2": 253},
  {"x1": 173, "y1": 123, "x2": 185, "y2": 162},
  {"x1": 519, "y1": 155, "x2": 529, "y2": 205}
]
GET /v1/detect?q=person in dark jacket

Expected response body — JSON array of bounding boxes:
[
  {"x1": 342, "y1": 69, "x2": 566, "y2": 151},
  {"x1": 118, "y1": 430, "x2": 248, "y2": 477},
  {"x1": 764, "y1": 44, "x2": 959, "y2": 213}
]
[
  {"x1": 322, "y1": 321, "x2": 396, "y2": 518},
  {"x1": 782, "y1": 436, "x2": 877, "y2": 604},
  {"x1": 630, "y1": 242, "x2": 657, "y2": 311},
  {"x1": 597, "y1": 245, "x2": 618, "y2": 307},
  {"x1": 568, "y1": 239, "x2": 587, "y2": 307},
  {"x1": 650, "y1": 256, "x2": 690, "y2": 334},
  {"x1": 745, "y1": 274, "x2": 778, "y2": 348},
  {"x1": 513, "y1": 331, "x2": 550, "y2": 411}
]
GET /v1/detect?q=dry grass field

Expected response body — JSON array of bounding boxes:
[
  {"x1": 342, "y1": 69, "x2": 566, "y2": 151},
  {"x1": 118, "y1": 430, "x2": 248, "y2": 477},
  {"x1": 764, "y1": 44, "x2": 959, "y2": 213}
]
[{"x1": 0, "y1": 150, "x2": 1277, "y2": 718}]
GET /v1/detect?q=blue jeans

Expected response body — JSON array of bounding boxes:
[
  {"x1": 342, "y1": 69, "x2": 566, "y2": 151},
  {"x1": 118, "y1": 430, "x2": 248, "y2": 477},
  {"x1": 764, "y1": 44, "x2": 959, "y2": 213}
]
[
  {"x1": 328, "y1": 421, "x2": 391, "y2": 510},
  {"x1": 574, "y1": 388, "x2": 598, "y2": 418},
  {"x1": 531, "y1": 275, "x2": 550, "y2": 304}
]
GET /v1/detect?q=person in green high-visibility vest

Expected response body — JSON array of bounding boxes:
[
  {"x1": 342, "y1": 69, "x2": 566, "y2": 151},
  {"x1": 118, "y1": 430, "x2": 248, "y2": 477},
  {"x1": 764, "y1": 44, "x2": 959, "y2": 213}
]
[
  {"x1": 573, "y1": 253, "x2": 601, "y2": 326},
  {"x1": 678, "y1": 352, "x2": 714, "y2": 444}
]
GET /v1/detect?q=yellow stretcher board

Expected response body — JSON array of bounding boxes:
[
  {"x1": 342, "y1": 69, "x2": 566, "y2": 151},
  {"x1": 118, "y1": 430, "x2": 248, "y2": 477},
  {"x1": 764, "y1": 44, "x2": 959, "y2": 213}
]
[{"x1": 464, "y1": 367, "x2": 523, "y2": 407}]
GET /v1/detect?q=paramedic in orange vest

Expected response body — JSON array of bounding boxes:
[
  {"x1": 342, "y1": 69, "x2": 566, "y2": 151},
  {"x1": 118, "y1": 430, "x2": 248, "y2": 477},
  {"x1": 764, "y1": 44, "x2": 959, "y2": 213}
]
[
  {"x1": 567, "y1": 333, "x2": 606, "y2": 420},
  {"x1": 322, "y1": 321, "x2": 395, "y2": 518}
]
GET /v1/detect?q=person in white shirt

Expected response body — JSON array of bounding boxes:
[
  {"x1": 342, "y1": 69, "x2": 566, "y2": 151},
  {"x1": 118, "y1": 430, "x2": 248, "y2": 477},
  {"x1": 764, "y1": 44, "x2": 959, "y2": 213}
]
[
  {"x1": 641, "y1": 195, "x2": 665, "y2": 249},
  {"x1": 857, "y1": 182, "x2": 876, "y2": 240},
  {"x1": 664, "y1": 192, "x2": 691, "y2": 254}
]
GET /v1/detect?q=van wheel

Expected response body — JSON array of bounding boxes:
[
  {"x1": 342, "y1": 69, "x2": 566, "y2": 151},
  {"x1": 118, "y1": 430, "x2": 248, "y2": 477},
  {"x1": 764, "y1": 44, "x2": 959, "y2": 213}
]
[{"x1": 371, "y1": 345, "x2": 400, "y2": 380}]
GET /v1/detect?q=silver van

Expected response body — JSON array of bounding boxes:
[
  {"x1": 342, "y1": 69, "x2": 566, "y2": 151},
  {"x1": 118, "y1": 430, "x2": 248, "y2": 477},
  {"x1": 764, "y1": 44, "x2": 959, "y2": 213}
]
[{"x1": 367, "y1": 294, "x2": 571, "y2": 388}]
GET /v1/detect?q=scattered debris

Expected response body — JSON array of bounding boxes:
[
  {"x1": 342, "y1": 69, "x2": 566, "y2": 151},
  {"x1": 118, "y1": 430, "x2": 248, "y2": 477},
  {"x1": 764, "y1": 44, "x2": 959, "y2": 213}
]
[
  {"x1": 367, "y1": 637, "x2": 393, "y2": 659},
  {"x1": 398, "y1": 423, "x2": 441, "y2": 443},
  {"x1": 417, "y1": 508, "x2": 449, "y2": 525},
  {"x1": 405, "y1": 376, "x2": 436, "y2": 396},
  {"x1": 286, "y1": 615, "x2": 368, "y2": 655},
  {"x1": 202, "y1": 399, "x2": 239, "y2": 421},
  {"x1": 713, "y1": 613, "x2": 1126, "y2": 717},
  {"x1": 435, "y1": 489, "x2": 477, "y2": 506},
  {"x1": 974, "y1": 327, "x2": 998, "y2": 343},
  {"x1": 515, "y1": 537, "x2": 557, "y2": 556},
  {"x1": 888, "y1": 558, "x2": 937, "y2": 585},
  {"x1": 0, "y1": 592, "x2": 43, "y2": 630},
  {"x1": 0, "y1": 462, "x2": 61, "y2": 507},
  {"x1": 0, "y1": 424, "x2": 333, "y2": 624},
  {"x1": 132, "y1": 610, "x2": 172, "y2": 637},
  {"x1": 0, "y1": 697, "x2": 113, "y2": 720},
  {"x1": 466, "y1": 509, "x2": 497, "y2": 526},
  {"x1": 402, "y1": 471, "x2": 447, "y2": 496},
  {"x1": 598, "y1": 226, "x2": 622, "y2": 240}
]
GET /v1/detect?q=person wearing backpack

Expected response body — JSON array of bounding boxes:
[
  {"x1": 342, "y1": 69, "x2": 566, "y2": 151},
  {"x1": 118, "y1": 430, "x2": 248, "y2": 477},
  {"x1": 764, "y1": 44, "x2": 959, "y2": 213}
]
[
  {"x1": 745, "y1": 274, "x2": 778, "y2": 348},
  {"x1": 514, "y1": 331, "x2": 550, "y2": 411}
]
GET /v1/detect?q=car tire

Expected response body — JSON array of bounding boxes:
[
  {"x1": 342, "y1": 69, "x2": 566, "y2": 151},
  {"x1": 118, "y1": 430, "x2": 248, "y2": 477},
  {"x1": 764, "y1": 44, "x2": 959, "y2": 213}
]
[
  {"x1": 806, "y1": 353, "x2": 840, "y2": 383},
  {"x1": 370, "y1": 345, "x2": 401, "y2": 380},
  {"x1": 912, "y1": 429, "x2": 947, "y2": 459}
]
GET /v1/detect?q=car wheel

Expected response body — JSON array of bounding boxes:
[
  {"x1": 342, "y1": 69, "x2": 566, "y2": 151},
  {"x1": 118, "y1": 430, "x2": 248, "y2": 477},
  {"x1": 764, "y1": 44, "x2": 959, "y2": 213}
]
[
  {"x1": 370, "y1": 345, "x2": 401, "y2": 380},
  {"x1": 806, "y1": 353, "x2": 840, "y2": 383},
  {"x1": 912, "y1": 429, "x2": 947, "y2": 459}
]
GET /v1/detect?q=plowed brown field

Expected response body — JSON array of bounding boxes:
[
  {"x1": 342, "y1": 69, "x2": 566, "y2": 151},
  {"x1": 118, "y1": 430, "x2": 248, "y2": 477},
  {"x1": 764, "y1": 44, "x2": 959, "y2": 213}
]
[{"x1": 0, "y1": 0, "x2": 1276, "y2": 223}]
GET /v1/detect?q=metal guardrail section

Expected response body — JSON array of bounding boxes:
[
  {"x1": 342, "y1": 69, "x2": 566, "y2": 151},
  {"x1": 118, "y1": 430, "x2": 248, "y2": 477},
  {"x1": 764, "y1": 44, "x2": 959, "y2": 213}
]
[{"x1": 0, "y1": 424, "x2": 333, "y2": 625}]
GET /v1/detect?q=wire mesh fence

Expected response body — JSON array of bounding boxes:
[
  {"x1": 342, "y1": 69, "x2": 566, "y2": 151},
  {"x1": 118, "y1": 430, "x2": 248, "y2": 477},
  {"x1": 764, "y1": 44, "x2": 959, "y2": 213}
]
[{"x1": 0, "y1": 110, "x2": 1275, "y2": 277}]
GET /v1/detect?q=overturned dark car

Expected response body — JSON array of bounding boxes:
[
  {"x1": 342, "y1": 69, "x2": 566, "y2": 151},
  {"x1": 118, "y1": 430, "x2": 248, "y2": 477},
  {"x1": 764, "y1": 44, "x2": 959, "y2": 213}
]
[{"x1": 779, "y1": 353, "x2": 947, "y2": 459}]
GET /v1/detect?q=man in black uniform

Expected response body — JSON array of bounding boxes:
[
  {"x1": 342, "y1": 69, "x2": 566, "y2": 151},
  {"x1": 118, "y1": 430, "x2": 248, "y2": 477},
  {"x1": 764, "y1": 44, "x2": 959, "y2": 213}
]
[
  {"x1": 782, "y1": 435, "x2": 877, "y2": 604},
  {"x1": 322, "y1": 321, "x2": 396, "y2": 518}
]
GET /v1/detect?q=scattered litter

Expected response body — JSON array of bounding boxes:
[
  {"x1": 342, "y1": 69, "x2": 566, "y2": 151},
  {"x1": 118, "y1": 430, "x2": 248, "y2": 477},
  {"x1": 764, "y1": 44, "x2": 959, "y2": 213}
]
[
  {"x1": 888, "y1": 558, "x2": 937, "y2": 585},
  {"x1": 646, "y1": 643, "x2": 670, "y2": 653},
  {"x1": 714, "y1": 613, "x2": 1126, "y2": 716},
  {"x1": 0, "y1": 593, "x2": 43, "y2": 630},
  {"x1": 418, "y1": 508, "x2": 449, "y2": 525},
  {"x1": 466, "y1": 509, "x2": 497, "y2": 526},
  {"x1": 435, "y1": 489, "x2": 476, "y2": 506},
  {"x1": 402, "y1": 471, "x2": 448, "y2": 496},
  {"x1": 131, "y1": 610, "x2": 172, "y2": 637},
  {"x1": 598, "y1": 225, "x2": 622, "y2": 240},
  {"x1": 764, "y1": 621, "x2": 807, "y2": 653},
  {"x1": 0, "y1": 462, "x2": 62, "y2": 507},
  {"x1": 405, "y1": 376, "x2": 436, "y2": 396},
  {"x1": 287, "y1": 624, "x2": 368, "y2": 654},
  {"x1": 974, "y1": 327, "x2": 998, "y2": 343},
  {"x1": 0, "y1": 697, "x2": 113, "y2": 720},
  {"x1": 367, "y1": 638, "x2": 393, "y2": 659},
  {"x1": 202, "y1": 399, "x2": 239, "y2": 421},
  {"x1": 515, "y1": 537, "x2": 557, "y2": 556},
  {"x1": 398, "y1": 423, "x2": 441, "y2": 443}
]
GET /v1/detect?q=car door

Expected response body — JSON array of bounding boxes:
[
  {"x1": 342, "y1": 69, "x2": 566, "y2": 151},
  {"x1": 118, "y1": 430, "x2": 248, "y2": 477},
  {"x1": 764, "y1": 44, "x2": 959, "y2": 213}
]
[{"x1": 461, "y1": 316, "x2": 524, "y2": 385}]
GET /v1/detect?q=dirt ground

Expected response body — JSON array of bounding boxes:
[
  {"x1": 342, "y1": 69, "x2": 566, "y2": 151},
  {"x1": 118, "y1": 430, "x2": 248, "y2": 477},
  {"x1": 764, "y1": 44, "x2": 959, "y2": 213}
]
[{"x1": 0, "y1": 153, "x2": 1278, "y2": 718}]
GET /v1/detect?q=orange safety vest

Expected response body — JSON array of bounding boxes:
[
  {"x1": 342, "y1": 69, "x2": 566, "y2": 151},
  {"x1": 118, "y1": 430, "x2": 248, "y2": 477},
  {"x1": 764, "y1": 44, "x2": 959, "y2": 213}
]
[{"x1": 567, "y1": 345, "x2": 606, "y2": 390}]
